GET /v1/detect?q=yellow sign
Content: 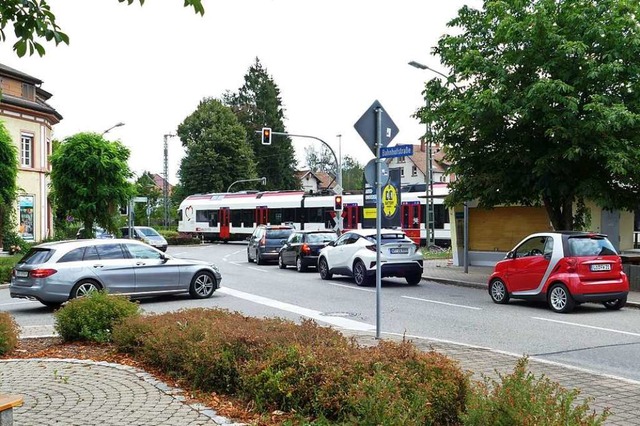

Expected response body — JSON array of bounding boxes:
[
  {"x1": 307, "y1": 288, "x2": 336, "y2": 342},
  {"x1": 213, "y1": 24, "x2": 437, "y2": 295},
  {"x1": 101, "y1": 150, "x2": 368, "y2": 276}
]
[
  {"x1": 382, "y1": 184, "x2": 398, "y2": 218},
  {"x1": 363, "y1": 208, "x2": 377, "y2": 219}
]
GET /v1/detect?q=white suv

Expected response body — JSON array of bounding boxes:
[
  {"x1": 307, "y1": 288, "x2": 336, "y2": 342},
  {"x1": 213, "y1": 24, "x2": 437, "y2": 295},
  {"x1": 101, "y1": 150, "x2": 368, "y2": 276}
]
[{"x1": 317, "y1": 229, "x2": 423, "y2": 286}]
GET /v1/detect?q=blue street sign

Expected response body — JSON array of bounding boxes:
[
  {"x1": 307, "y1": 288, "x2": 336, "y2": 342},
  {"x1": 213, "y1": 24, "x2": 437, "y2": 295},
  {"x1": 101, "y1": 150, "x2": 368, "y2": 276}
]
[{"x1": 380, "y1": 144, "x2": 413, "y2": 158}]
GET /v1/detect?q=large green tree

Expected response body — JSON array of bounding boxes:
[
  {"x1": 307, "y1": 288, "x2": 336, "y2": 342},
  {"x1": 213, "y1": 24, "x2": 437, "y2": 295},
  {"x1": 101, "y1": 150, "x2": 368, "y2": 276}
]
[
  {"x1": 225, "y1": 58, "x2": 299, "y2": 191},
  {"x1": 50, "y1": 132, "x2": 135, "y2": 237},
  {"x1": 423, "y1": 0, "x2": 640, "y2": 230},
  {"x1": 177, "y1": 98, "x2": 257, "y2": 195},
  {"x1": 0, "y1": 0, "x2": 204, "y2": 57},
  {"x1": 0, "y1": 122, "x2": 18, "y2": 250}
]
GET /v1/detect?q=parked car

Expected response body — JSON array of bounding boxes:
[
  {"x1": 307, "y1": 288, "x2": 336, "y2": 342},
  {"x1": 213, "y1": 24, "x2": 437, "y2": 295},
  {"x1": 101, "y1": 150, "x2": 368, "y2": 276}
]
[
  {"x1": 278, "y1": 230, "x2": 338, "y2": 272},
  {"x1": 76, "y1": 227, "x2": 115, "y2": 239},
  {"x1": 247, "y1": 225, "x2": 295, "y2": 265},
  {"x1": 10, "y1": 238, "x2": 221, "y2": 308},
  {"x1": 488, "y1": 231, "x2": 629, "y2": 313},
  {"x1": 317, "y1": 229, "x2": 423, "y2": 286},
  {"x1": 120, "y1": 226, "x2": 168, "y2": 252}
]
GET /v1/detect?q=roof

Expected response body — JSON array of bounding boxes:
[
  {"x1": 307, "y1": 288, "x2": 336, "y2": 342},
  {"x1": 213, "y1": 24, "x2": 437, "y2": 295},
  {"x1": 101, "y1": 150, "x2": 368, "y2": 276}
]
[
  {"x1": 385, "y1": 142, "x2": 449, "y2": 176},
  {"x1": 0, "y1": 63, "x2": 42, "y2": 84}
]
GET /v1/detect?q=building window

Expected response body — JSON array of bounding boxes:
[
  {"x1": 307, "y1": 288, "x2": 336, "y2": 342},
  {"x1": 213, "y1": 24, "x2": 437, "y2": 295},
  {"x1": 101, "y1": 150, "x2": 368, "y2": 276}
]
[
  {"x1": 398, "y1": 156, "x2": 406, "y2": 163},
  {"x1": 21, "y1": 83, "x2": 35, "y2": 100},
  {"x1": 21, "y1": 134, "x2": 33, "y2": 167},
  {"x1": 18, "y1": 195, "x2": 35, "y2": 241},
  {"x1": 412, "y1": 166, "x2": 418, "y2": 177},
  {"x1": 400, "y1": 168, "x2": 405, "y2": 178}
]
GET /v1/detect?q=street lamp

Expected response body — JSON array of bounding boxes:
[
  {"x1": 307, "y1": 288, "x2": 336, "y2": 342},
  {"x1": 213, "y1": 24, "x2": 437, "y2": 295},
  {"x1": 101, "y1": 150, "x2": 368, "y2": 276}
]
[
  {"x1": 409, "y1": 61, "x2": 436, "y2": 247},
  {"x1": 102, "y1": 122, "x2": 125, "y2": 136}
]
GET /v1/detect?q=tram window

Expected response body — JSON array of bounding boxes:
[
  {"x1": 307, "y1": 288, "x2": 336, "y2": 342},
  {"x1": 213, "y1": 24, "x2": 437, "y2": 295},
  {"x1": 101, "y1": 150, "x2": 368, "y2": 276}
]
[
  {"x1": 434, "y1": 205, "x2": 449, "y2": 228},
  {"x1": 306, "y1": 207, "x2": 324, "y2": 223},
  {"x1": 239, "y1": 209, "x2": 253, "y2": 227},
  {"x1": 196, "y1": 209, "x2": 214, "y2": 222},
  {"x1": 282, "y1": 208, "x2": 298, "y2": 223},
  {"x1": 269, "y1": 209, "x2": 283, "y2": 224},
  {"x1": 209, "y1": 211, "x2": 219, "y2": 227}
]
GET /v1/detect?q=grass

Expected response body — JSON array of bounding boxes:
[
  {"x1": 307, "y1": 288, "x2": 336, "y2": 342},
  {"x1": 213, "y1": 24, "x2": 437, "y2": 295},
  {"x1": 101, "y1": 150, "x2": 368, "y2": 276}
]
[{"x1": 421, "y1": 247, "x2": 453, "y2": 260}]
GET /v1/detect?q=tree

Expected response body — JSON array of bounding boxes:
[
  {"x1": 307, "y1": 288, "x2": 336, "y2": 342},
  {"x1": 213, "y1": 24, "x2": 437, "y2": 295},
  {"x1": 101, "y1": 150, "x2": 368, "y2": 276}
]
[
  {"x1": 304, "y1": 145, "x2": 364, "y2": 192},
  {"x1": 50, "y1": 132, "x2": 135, "y2": 237},
  {"x1": 341, "y1": 155, "x2": 364, "y2": 192},
  {"x1": 225, "y1": 58, "x2": 299, "y2": 191},
  {"x1": 0, "y1": 0, "x2": 204, "y2": 57},
  {"x1": 423, "y1": 0, "x2": 640, "y2": 230},
  {"x1": 0, "y1": 122, "x2": 18, "y2": 250},
  {"x1": 177, "y1": 98, "x2": 257, "y2": 195}
]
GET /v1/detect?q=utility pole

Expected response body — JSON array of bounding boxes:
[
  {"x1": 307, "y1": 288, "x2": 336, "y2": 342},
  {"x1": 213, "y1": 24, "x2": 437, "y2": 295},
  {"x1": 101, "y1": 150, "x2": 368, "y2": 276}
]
[{"x1": 163, "y1": 133, "x2": 176, "y2": 228}]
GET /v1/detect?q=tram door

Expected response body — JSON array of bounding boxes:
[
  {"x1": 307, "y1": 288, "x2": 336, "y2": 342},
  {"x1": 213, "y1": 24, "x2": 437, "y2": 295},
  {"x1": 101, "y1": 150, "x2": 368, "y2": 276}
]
[
  {"x1": 343, "y1": 204, "x2": 359, "y2": 231},
  {"x1": 256, "y1": 206, "x2": 268, "y2": 225},
  {"x1": 401, "y1": 202, "x2": 422, "y2": 245},
  {"x1": 219, "y1": 207, "x2": 230, "y2": 240}
]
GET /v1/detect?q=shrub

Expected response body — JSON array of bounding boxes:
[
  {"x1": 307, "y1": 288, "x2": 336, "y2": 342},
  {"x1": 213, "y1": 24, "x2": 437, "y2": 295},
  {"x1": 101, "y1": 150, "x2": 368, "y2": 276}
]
[
  {"x1": 462, "y1": 357, "x2": 610, "y2": 426},
  {"x1": 0, "y1": 254, "x2": 22, "y2": 284},
  {"x1": 0, "y1": 312, "x2": 19, "y2": 355},
  {"x1": 166, "y1": 234, "x2": 201, "y2": 245},
  {"x1": 2, "y1": 232, "x2": 32, "y2": 255},
  {"x1": 54, "y1": 291, "x2": 140, "y2": 343}
]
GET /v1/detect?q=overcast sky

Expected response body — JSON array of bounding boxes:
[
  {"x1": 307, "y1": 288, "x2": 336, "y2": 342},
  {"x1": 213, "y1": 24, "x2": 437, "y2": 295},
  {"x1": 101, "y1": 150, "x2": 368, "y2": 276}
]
[{"x1": 0, "y1": 0, "x2": 481, "y2": 184}]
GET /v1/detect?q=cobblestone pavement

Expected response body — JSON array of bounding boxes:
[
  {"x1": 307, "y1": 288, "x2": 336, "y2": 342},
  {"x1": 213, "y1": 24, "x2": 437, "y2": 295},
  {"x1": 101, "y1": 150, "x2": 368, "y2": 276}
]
[{"x1": 0, "y1": 358, "x2": 244, "y2": 426}]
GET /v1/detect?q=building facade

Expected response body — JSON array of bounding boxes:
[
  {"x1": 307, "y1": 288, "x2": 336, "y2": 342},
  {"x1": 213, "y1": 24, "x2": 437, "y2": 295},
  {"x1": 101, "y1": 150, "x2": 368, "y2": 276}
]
[{"x1": 0, "y1": 63, "x2": 62, "y2": 242}]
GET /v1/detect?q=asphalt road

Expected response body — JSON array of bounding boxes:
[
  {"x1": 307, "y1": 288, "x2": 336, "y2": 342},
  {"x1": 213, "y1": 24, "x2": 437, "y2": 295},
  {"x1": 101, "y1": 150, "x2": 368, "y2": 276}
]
[{"x1": 2, "y1": 242, "x2": 640, "y2": 382}]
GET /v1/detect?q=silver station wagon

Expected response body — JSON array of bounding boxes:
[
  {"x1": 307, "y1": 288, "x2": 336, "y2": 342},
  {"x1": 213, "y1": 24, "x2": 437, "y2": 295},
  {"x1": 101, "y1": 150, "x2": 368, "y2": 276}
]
[{"x1": 10, "y1": 239, "x2": 221, "y2": 308}]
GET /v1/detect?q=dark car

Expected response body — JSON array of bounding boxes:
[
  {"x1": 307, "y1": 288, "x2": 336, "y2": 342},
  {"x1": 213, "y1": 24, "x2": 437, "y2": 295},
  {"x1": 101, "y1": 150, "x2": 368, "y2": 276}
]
[
  {"x1": 247, "y1": 225, "x2": 295, "y2": 265},
  {"x1": 278, "y1": 230, "x2": 338, "y2": 272}
]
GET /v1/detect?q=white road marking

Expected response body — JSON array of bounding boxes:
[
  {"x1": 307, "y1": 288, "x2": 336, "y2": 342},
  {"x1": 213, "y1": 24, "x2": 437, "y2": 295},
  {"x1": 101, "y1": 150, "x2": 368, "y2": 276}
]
[
  {"x1": 327, "y1": 282, "x2": 375, "y2": 293},
  {"x1": 402, "y1": 296, "x2": 481, "y2": 310},
  {"x1": 247, "y1": 267, "x2": 269, "y2": 273},
  {"x1": 218, "y1": 287, "x2": 375, "y2": 331},
  {"x1": 0, "y1": 301, "x2": 38, "y2": 307},
  {"x1": 533, "y1": 317, "x2": 640, "y2": 337}
]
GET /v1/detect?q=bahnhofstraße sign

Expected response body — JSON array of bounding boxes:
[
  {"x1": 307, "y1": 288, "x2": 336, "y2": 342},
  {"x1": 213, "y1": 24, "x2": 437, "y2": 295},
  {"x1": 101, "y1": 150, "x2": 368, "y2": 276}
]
[{"x1": 380, "y1": 144, "x2": 413, "y2": 158}]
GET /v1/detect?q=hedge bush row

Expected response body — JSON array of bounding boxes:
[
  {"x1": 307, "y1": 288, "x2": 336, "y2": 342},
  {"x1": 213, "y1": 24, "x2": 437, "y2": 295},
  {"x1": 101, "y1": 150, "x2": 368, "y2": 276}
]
[{"x1": 3, "y1": 294, "x2": 609, "y2": 425}]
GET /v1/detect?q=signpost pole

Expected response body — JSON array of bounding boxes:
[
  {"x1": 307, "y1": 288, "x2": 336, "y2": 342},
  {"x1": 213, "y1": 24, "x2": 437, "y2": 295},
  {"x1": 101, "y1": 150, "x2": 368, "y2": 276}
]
[{"x1": 375, "y1": 107, "x2": 382, "y2": 340}]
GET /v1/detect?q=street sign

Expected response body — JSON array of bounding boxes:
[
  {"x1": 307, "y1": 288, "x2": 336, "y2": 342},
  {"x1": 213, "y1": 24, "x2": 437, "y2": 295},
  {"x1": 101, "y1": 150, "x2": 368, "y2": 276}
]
[
  {"x1": 332, "y1": 183, "x2": 343, "y2": 195},
  {"x1": 364, "y1": 159, "x2": 389, "y2": 187},
  {"x1": 380, "y1": 144, "x2": 413, "y2": 159},
  {"x1": 354, "y1": 100, "x2": 399, "y2": 155},
  {"x1": 133, "y1": 197, "x2": 148, "y2": 203}
]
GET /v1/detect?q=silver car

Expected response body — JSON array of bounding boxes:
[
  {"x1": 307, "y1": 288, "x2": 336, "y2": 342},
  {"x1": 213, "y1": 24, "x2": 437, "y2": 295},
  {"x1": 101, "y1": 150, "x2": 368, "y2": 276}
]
[
  {"x1": 10, "y1": 239, "x2": 221, "y2": 308},
  {"x1": 121, "y1": 226, "x2": 168, "y2": 252}
]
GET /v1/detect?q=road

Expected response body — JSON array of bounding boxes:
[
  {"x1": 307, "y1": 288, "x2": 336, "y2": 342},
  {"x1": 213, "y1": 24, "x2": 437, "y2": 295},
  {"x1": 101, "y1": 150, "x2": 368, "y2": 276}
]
[{"x1": 2, "y1": 242, "x2": 640, "y2": 382}]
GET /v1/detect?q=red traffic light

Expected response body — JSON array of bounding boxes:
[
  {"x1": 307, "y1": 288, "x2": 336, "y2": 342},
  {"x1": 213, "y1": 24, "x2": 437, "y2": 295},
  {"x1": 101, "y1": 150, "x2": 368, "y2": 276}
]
[
  {"x1": 334, "y1": 195, "x2": 343, "y2": 211},
  {"x1": 261, "y1": 127, "x2": 272, "y2": 145}
]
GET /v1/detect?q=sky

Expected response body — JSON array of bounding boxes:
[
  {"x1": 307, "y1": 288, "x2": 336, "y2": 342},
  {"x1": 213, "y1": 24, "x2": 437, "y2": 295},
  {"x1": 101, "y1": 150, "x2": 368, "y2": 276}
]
[{"x1": 0, "y1": 0, "x2": 481, "y2": 184}]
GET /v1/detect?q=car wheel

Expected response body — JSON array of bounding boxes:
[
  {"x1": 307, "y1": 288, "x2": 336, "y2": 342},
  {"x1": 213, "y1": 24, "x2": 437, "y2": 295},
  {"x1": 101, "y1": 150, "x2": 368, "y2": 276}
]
[
  {"x1": 189, "y1": 271, "x2": 216, "y2": 299},
  {"x1": 70, "y1": 280, "x2": 101, "y2": 299},
  {"x1": 353, "y1": 261, "x2": 371, "y2": 287},
  {"x1": 548, "y1": 283, "x2": 575, "y2": 313},
  {"x1": 318, "y1": 257, "x2": 332, "y2": 280},
  {"x1": 489, "y1": 279, "x2": 510, "y2": 304},
  {"x1": 406, "y1": 273, "x2": 422, "y2": 285},
  {"x1": 278, "y1": 254, "x2": 287, "y2": 269},
  {"x1": 296, "y1": 256, "x2": 307, "y2": 272},
  {"x1": 603, "y1": 296, "x2": 627, "y2": 310},
  {"x1": 247, "y1": 249, "x2": 253, "y2": 263}
]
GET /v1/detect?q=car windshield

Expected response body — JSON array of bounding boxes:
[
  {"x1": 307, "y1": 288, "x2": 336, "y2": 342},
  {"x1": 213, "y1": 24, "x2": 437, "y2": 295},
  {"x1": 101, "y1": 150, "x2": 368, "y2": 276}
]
[
  {"x1": 18, "y1": 248, "x2": 54, "y2": 265},
  {"x1": 266, "y1": 229, "x2": 293, "y2": 239},
  {"x1": 138, "y1": 227, "x2": 160, "y2": 237},
  {"x1": 307, "y1": 232, "x2": 337, "y2": 243},
  {"x1": 568, "y1": 236, "x2": 618, "y2": 256},
  {"x1": 364, "y1": 233, "x2": 408, "y2": 244}
]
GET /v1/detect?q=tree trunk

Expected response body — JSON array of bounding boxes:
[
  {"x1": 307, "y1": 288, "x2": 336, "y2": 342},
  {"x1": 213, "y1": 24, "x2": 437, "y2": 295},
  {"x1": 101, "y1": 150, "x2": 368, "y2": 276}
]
[{"x1": 543, "y1": 196, "x2": 574, "y2": 231}]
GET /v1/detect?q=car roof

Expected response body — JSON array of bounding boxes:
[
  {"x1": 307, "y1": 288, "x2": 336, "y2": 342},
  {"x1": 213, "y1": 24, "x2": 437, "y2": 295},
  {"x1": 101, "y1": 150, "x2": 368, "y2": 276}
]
[
  {"x1": 34, "y1": 238, "x2": 147, "y2": 250},
  {"x1": 348, "y1": 228, "x2": 406, "y2": 236},
  {"x1": 295, "y1": 229, "x2": 336, "y2": 234}
]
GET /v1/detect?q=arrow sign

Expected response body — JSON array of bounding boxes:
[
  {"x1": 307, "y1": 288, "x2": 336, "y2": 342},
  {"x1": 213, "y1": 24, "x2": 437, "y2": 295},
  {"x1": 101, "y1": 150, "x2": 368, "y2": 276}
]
[{"x1": 354, "y1": 100, "x2": 399, "y2": 155}]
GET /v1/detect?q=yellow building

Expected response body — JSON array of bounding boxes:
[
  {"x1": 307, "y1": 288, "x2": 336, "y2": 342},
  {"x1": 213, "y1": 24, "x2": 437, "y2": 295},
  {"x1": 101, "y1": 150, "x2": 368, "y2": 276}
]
[{"x1": 0, "y1": 63, "x2": 62, "y2": 242}]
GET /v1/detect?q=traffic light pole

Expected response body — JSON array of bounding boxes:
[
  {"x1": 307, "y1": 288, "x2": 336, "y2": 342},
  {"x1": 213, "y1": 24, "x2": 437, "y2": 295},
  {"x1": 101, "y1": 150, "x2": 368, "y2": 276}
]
[{"x1": 256, "y1": 131, "x2": 343, "y2": 231}]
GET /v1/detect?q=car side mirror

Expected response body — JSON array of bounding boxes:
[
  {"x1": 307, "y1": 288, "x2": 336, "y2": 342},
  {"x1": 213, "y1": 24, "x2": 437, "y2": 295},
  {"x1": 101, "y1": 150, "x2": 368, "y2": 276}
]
[
  {"x1": 327, "y1": 241, "x2": 335, "y2": 247},
  {"x1": 506, "y1": 251, "x2": 515, "y2": 259}
]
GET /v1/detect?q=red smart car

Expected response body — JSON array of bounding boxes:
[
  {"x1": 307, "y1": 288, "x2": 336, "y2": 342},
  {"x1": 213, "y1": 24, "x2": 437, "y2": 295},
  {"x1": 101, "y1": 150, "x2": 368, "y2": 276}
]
[{"x1": 489, "y1": 231, "x2": 629, "y2": 313}]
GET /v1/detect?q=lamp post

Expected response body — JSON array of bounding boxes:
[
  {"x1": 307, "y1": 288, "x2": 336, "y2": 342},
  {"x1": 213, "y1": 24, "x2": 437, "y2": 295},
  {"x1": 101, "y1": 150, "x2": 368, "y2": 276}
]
[
  {"x1": 409, "y1": 61, "x2": 436, "y2": 247},
  {"x1": 102, "y1": 122, "x2": 125, "y2": 136}
]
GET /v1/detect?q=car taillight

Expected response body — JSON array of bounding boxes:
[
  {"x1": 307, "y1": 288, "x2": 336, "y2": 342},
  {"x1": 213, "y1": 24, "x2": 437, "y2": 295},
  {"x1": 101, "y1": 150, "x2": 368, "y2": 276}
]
[
  {"x1": 30, "y1": 269, "x2": 57, "y2": 278},
  {"x1": 301, "y1": 244, "x2": 311, "y2": 255},
  {"x1": 260, "y1": 235, "x2": 266, "y2": 246},
  {"x1": 565, "y1": 258, "x2": 577, "y2": 273},
  {"x1": 366, "y1": 244, "x2": 377, "y2": 252}
]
